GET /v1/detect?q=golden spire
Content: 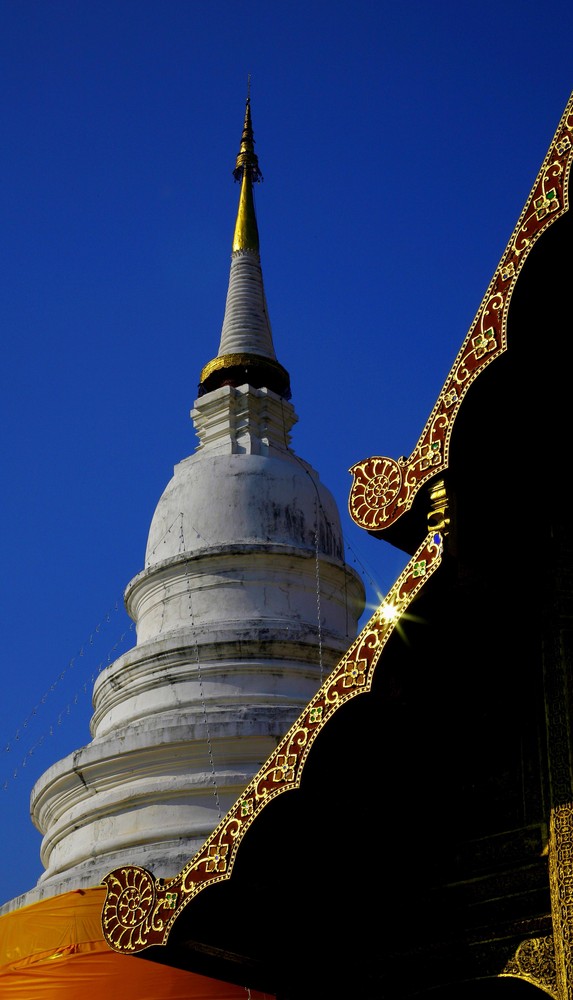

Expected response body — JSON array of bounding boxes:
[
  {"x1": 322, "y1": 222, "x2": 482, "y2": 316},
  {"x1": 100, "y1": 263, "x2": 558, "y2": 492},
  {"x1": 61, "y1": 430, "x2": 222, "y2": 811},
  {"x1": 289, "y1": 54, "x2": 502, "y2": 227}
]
[
  {"x1": 232, "y1": 89, "x2": 263, "y2": 252},
  {"x1": 198, "y1": 88, "x2": 291, "y2": 400}
]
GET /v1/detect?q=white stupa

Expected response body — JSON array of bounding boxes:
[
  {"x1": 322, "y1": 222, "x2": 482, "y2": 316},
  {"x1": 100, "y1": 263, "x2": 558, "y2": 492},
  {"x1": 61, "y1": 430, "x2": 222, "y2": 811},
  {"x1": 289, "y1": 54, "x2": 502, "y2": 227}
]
[{"x1": 4, "y1": 97, "x2": 365, "y2": 911}]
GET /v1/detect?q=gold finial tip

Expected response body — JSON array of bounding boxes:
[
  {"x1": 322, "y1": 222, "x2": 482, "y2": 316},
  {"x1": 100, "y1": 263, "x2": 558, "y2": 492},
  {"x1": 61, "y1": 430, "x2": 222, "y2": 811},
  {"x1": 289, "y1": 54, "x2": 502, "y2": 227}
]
[{"x1": 233, "y1": 89, "x2": 262, "y2": 183}]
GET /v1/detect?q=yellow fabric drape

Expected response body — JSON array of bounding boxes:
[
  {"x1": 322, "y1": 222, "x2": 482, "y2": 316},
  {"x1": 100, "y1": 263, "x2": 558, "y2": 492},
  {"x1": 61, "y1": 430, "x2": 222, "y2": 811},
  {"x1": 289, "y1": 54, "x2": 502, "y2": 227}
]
[{"x1": 0, "y1": 888, "x2": 273, "y2": 999}]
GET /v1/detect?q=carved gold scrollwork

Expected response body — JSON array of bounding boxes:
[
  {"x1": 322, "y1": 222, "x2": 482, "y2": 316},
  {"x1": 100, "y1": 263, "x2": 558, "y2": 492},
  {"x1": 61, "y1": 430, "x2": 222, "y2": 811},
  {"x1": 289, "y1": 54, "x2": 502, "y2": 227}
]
[
  {"x1": 101, "y1": 866, "x2": 159, "y2": 952},
  {"x1": 549, "y1": 804, "x2": 573, "y2": 997},
  {"x1": 349, "y1": 95, "x2": 573, "y2": 537},
  {"x1": 348, "y1": 455, "x2": 404, "y2": 531},
  {"x1": 102, "y1": 532, "x2": 444, "y2": 954},
  {"x1": 501, "y1": 936, "x2": 558, "y2": 998}
]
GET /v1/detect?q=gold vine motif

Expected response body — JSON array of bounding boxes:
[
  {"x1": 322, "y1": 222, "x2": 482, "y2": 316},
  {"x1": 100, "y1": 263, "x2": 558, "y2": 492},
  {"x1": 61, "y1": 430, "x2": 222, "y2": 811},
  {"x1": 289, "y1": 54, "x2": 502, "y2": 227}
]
[
  {"x1": 549, "y1": 803, "x2": 573, "y2": 997},
  {"x1": 502, "y1": 936, "x2": 558, "y2": 998},
  {"x1": 102, "y1": 531, "x2": 444, "y2": 952},
  {"x1": 349, "y1": 101, "x2": 573, "y2": 534}
]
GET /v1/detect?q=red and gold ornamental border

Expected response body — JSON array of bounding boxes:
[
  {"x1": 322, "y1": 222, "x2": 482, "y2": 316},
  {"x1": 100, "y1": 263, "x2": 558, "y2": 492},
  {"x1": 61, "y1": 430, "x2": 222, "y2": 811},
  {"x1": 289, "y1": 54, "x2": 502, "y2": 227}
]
[
  {"x1": 102, "y1": 531, "x2": 443, "y2": 953},
  {"x1": 349, "y1": 95, "x2": 573, "y2": 535}
]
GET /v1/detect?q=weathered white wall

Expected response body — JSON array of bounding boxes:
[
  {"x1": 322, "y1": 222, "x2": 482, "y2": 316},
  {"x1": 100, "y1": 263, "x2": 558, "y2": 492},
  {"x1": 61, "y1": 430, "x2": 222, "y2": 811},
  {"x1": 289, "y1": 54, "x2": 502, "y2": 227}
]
[{"x1": 13, "y1": 384, "x2": 364, "y2": 908}]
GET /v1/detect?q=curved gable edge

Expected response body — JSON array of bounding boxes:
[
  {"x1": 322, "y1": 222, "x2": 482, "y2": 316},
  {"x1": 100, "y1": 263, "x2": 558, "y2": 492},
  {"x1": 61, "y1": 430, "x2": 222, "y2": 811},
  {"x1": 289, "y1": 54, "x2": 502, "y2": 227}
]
[{"x1": 349, "y1": 90, "x2": 573, "y2": 554}]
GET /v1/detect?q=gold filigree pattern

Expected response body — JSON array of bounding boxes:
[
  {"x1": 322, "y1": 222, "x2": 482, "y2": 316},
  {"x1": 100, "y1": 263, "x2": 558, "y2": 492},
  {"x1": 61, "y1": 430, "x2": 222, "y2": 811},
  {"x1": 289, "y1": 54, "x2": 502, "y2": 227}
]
[
  {"x1": 348, "y1": 456, "x2": 403, "y2": 530},
  {"x1": 102, "y1": 531, "x2": 444, "y2": 952},
  {"x1": 502, "y1": 936, "x2": 558, "y2": 998},
  {"x1": 101, "y1": 866, "x2": 159, "y2": 952},
  {"x1": 349, "y1": 95, "x2": 573, "y2": 535},
  {"x1": 549, "y1": 804, "x2": 573, "y2": 998}
]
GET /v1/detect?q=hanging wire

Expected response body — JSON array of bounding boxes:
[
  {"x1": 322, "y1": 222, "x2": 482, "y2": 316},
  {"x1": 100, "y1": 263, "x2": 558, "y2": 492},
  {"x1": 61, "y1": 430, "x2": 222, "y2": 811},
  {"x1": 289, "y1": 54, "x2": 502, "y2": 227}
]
[
  {"x1": 314, "y1": 497, "x2": 324, "y2": 685},
  {"x1": 344, "y1": 531, "x2": 408, "y2": 624},
  {"x1": 1, "y1": 594, "x2": 135, "y2": 789},
  {"x1": 146, "y1": 511, "x2": 185, "y2": 565},
  {"x1": 344, "y1": 535, "x2": 384, "y2": 596}
]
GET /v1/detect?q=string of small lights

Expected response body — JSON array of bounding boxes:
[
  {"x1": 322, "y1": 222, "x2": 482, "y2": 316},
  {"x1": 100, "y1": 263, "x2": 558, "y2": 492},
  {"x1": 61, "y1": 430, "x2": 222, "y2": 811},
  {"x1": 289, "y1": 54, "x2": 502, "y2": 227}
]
[
  {"x1": 1, "y1": 600, "x2": 134, "y2": 791},
  {"x1": 314, "y1": 498, "x2": 324, "y2": 685},
  {"x1": 145, "y1": 511, "x2": 186, "y2": 566},
  {"x1": 1, "y1": 500, "x2": 381, "y2": 805}
]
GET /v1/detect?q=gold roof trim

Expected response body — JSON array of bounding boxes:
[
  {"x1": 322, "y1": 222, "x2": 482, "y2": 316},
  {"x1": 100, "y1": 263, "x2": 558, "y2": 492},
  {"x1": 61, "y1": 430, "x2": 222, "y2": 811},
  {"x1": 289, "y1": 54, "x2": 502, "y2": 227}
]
[
  {"x1": 349, "y1": 90, "x2": 573, "y2": 541},
  {"x1": 102, "y1": 531, "x2": 444, "y2": 953}
]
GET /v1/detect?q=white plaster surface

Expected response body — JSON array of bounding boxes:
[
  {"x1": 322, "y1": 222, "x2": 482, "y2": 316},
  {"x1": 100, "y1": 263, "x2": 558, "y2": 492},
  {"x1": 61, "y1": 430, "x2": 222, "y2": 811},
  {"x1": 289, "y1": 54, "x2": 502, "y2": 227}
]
[
  {"x1": 217, "y1": 250, "x2": 275, "y2": 359},
  {"x1": 3, "y1": 379, "x2": 364, "y2": 913}
]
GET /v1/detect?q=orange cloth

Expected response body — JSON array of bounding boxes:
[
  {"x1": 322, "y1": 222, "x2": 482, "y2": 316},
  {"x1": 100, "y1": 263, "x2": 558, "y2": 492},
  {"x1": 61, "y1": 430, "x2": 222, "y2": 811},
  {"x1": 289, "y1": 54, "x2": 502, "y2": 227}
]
[{"x1": 0, "y1": 888, "x2": 273, "y2": 999}]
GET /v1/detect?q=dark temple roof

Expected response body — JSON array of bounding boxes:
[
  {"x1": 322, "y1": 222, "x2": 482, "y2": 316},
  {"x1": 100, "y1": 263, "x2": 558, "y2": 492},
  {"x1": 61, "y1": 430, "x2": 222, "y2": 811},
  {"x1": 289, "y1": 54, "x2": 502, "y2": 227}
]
[{"x1": 102, "y1": 92, "x2": 573, "y2": 1000}]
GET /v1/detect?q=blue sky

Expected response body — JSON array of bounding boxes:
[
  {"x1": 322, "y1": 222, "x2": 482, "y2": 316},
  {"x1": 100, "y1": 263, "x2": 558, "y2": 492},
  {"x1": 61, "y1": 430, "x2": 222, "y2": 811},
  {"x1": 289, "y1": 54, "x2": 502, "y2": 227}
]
[{"x1": 1, "y1": 0, "x2": 571, "y2": 904}]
